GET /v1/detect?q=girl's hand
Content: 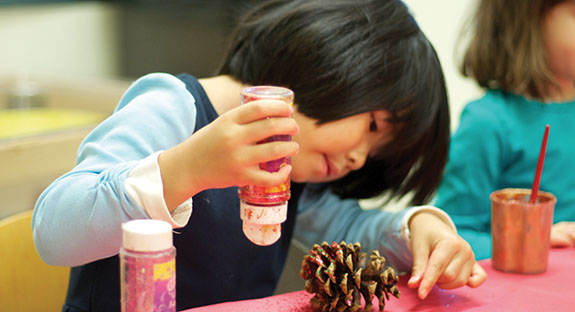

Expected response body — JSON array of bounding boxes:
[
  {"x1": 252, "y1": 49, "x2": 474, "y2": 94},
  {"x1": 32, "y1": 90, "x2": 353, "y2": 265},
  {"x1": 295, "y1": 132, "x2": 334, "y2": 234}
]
[
  {"x1": 159, "y1": 99, "x2": 299, "y2": 210},
  {"x1": 406, "y1": 212, "x2": 487, "y2": 299},
  {"x1": 550, "y1": 221, "x2": 575, "y2": 247}
]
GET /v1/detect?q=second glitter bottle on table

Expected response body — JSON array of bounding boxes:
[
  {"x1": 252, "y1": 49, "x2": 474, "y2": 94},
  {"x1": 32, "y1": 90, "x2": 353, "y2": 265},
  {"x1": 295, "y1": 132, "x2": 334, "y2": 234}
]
[
  {"x1": 120, "y1": 219, "x2": 176, "y2": 312},
  {"x1": 238, "y1": 86, "x2": 294, "y2": 246}
]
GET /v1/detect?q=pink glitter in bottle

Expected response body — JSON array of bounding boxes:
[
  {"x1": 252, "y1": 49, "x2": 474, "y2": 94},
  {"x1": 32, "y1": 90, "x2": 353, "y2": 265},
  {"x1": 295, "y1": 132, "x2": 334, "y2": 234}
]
[
  {"x1": 120, "y1": 220, "x2": 176, "y2": 312},
  {"x1": 238, "y1": 86, "x2": 294, "y2": 246}
]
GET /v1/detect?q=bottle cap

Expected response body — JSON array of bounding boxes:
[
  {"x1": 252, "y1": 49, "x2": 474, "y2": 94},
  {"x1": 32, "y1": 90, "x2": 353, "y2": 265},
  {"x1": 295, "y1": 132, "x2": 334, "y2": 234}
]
[
  {"x1": 242, "y1": 222, "x2": 282, "y2": 246},
  {"x1": 122, "y1": 219, "x2": 173, "y2": 252},
  {"x1": 240, "y1": 201, "x2": 287, "y2": 246}
]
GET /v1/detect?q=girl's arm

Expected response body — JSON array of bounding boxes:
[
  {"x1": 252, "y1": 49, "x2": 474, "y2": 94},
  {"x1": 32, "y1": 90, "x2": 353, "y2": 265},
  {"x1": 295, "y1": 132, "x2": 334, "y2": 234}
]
[
  {"x1": 295, "y1": 185, "x2": 486, "y2": 299},
  {"x1": 33, "y1": 73, "x2": 197, "y2": 266},
  {"x1": 33, "y1": 73, "x2": 299, "y2": 267}
]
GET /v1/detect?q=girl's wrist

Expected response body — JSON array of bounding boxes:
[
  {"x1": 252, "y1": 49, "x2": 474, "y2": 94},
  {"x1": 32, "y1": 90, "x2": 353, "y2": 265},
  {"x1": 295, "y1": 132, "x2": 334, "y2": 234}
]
[
  {"x1": 158, "y1": 148, "x2": 197, "y2": 212},
  {"x1": 125, "y1": 151, "x2": 190, "y2": 227},
  {"x1": 401, "y1": 206, "x2": 457, "y2": 244}
]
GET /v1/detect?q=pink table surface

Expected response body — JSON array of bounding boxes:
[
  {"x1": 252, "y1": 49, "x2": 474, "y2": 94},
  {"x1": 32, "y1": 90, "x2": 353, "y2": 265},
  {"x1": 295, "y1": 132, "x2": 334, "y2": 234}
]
[{"x1": 183, "y1": 248, "x2": 575, "y2": 311}]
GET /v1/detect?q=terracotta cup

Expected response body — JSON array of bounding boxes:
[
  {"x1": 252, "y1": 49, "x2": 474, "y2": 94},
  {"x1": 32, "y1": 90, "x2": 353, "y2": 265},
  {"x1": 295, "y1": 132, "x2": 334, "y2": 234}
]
[{"x1": 490, "y1": 188, "x2": 556, "y2": 274}]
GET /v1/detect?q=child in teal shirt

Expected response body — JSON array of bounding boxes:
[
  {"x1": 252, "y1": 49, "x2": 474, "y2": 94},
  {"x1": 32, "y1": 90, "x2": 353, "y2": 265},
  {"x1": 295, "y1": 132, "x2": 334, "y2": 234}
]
[{"x1": 435, "y1": 0, "x2": 575, "y2": 260}]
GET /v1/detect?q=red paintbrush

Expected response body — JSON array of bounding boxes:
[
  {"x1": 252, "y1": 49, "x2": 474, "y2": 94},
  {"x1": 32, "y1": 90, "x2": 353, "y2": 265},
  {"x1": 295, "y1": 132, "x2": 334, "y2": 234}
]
[{"x1": 530, "y1": 124, "x2": 550, "y2": 204}]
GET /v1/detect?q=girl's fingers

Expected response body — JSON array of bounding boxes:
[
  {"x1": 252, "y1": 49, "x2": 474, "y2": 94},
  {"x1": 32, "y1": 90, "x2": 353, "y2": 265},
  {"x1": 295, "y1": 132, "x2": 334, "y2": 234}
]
[
  {"x1": 417, "y1": 244, "x2": 455, "y2": 299},
  {"x1": 240, "y1": 141, "x2": 300, "y2": 167},
  {"x1": 240, "y1": 117, "x2": 300, "y2": 143},
  {"x1": 407, "y1": 224, "x2": 433, "y2": 290},
  {"x1": 551, "y1": 234, "x2": 573, "y2": 247},
  {"x1": 568, "y1": 231, "x2": 575, "y2": 247},
  {"x1": 235, "y1": 100, "x2": 294, "y2": 124},
  {"x1": 235, "y1": 141, "x2": 299, "y2": 187},
  {"x1": 466, "y1": 263, "x2": 487, "y2": 288},
  {"x1": 551, "y1": 222, "x2": 575, "y2": 247},
  {"x1": 435, "y1": 254, "x2": 474, "y2": 290},
  {"x1": 242, "y1": 164, "x2": 293, "y2": 187}
]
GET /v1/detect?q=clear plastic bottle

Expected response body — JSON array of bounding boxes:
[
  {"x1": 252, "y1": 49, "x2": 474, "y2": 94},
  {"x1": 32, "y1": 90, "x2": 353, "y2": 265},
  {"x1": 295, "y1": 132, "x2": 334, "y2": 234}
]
[
  {"x1": 120, "y1": 219, "x2": 176, "y2": 312},
  {"x1": 238, "y1": 86, "x2": 294, "y2": 246}
]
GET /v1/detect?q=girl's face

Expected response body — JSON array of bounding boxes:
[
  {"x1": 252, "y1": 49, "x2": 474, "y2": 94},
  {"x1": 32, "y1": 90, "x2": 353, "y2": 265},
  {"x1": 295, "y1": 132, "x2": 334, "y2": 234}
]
[
  {"x1": 542, "y1": 0, "x2": 575, "y2": 98},
  {"x1": 290, "y1": 107, "x2": 393, "y2": 183}
]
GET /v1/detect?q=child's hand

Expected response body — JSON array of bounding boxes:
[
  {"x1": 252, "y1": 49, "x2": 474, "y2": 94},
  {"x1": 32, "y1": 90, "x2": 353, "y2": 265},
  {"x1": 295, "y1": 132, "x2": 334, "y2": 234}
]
[
  {"x1": 551, "y1": 221, "x2": 575, "y2": 247},
  {"x1": 406, "y1": 212, "x2": 487, "y2": 299},
  {"x1": 159, "y1": 99, "x2": 299, "y2": 210}
]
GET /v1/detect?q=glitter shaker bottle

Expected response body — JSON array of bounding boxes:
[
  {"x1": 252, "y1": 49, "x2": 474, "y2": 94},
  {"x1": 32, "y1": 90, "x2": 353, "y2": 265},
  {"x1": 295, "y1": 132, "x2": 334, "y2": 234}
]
[
  {"x1": 120, "y1": 220, "x2": 176, "y2": 312},
  {"x1": 239, "y1": 86, "x2": 294, "y2": 246}
]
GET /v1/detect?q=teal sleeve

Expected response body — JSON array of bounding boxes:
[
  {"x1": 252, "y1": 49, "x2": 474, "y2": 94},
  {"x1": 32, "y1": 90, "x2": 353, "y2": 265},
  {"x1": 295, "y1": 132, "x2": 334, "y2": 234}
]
[
  {"x1": 435, "y1": 100, "x2": 506, "y2": 260},
  {"x1": 32, "y1": 73, "x2": 197, "y2": 266},
  {"x1": 294, "y1": 185, "x2": 413, "y2": 272}
]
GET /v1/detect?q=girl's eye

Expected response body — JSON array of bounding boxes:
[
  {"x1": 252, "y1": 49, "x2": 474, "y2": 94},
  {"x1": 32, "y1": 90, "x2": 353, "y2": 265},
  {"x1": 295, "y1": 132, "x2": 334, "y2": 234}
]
[{"x1": 369, "y1": 113, "x2": 378, "y2": 132}]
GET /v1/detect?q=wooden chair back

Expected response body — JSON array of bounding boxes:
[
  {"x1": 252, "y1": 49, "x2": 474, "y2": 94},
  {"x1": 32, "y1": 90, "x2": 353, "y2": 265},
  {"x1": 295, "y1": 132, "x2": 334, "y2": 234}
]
[{"x1": 0, "y1": 210, "x2": 69, "y2": 311}]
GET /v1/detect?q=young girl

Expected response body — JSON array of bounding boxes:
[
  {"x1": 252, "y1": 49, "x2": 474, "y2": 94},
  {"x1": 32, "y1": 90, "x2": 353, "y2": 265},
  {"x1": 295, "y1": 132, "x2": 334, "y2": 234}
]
[
  {"x1": 33, "y1": 0, "x2": 485, "y2": 310},
  {"x1": 435, "y1": 0, "x2": 575, "y2": 260}
]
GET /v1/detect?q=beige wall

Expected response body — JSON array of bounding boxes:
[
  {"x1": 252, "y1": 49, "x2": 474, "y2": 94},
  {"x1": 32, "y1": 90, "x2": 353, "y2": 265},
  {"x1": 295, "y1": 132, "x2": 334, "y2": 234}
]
[
  {"x1": 0, "y1": 2, "x2": 120, "y2": 80},
  {"x1": 403, "y1": 0, "x2": 483, "y2": 131}
]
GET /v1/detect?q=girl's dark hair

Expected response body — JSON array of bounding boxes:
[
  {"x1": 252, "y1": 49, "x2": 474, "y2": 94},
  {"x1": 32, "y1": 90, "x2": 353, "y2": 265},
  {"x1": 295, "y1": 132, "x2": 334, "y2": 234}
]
[
  {"x1": 219, "y1": 0, "x2": 450, "y2": 205},
  {"x1": 459, "y1": 0, "x2": 565, "y2": 99}
]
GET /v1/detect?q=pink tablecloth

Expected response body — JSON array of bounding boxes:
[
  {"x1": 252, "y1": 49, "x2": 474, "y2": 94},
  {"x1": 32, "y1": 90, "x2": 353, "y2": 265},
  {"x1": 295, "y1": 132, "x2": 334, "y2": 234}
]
[{"x1": 184, "y1": 248, "x2": 575, "y2": 311}]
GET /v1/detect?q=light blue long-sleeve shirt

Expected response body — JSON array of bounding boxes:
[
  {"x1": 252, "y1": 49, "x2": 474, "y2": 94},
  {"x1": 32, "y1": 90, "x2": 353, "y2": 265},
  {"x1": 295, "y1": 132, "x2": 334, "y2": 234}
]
[{"x1": 33, "y1": 73, "x2": 196, "y2": 266}]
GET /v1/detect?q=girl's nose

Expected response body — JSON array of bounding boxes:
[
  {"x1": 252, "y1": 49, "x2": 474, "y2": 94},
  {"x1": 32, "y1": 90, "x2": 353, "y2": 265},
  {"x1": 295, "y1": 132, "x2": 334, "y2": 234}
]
[{"x1": 346, "y1": 149, "x2": 367, "y2": 171}]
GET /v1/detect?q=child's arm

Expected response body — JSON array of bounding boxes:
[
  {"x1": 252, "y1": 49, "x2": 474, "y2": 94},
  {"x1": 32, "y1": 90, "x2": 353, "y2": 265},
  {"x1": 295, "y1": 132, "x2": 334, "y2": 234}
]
[
  {"x1": 33, "y1": 73, "x2": 299, "y2": 266},
  {"x1": 33, "y1": 74, "x2": 199, "y2": 266},
  {"x1": 295, "y1": 185, "x2": 486, "y2": 299}
]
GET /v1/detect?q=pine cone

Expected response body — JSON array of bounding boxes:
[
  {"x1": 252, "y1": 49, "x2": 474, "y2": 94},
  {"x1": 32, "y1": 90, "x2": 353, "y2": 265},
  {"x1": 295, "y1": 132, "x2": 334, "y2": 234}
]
[{"x1": 300, "y1": 241, "x2": 400, "y2": 312}]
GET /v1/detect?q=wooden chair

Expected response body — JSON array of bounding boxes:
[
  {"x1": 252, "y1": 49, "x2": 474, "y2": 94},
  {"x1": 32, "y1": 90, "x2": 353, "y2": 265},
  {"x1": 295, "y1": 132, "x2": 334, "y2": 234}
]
[{"x1": 0, "y1": 210, "x2": 70, "y2": 312}]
